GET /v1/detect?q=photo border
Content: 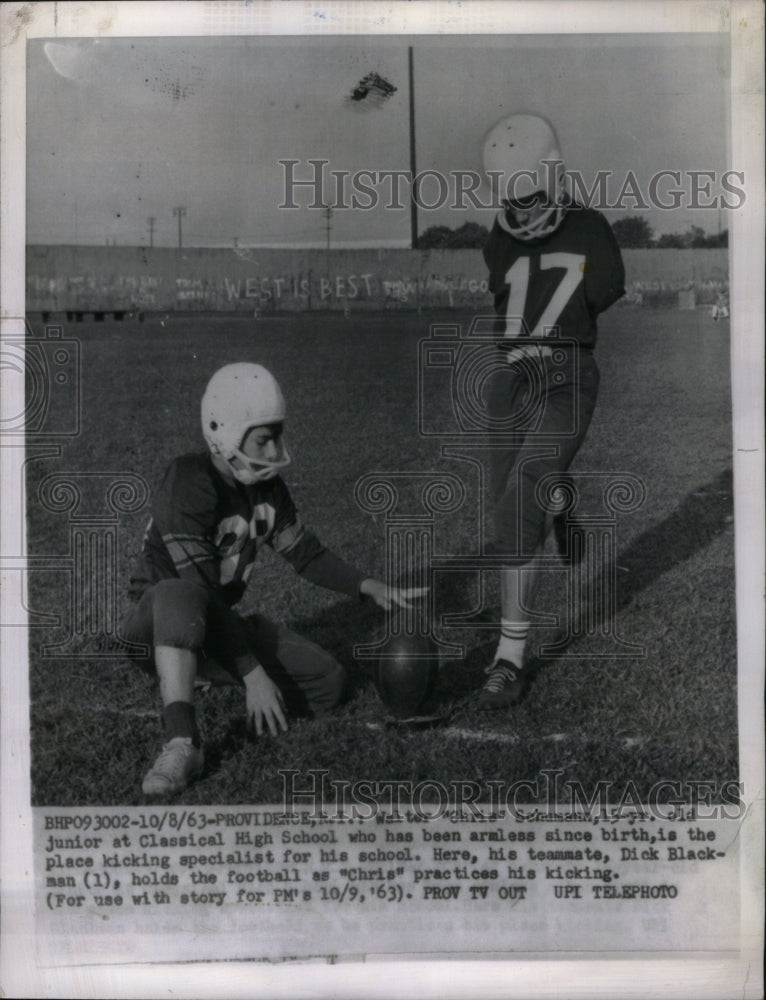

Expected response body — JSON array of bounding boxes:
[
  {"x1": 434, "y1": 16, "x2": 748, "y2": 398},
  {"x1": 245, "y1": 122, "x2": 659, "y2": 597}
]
[{"x1": 1, "y1": 2, "x2": 763, "y2": 997}]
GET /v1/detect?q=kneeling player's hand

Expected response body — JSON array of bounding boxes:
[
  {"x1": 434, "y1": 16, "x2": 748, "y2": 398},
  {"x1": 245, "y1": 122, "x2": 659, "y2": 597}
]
[
  {"x1": 360, "y1": 578, "x2": 429, "y2": 612},
  {"x1": 244, "y1": 665, "x2": 288, "y2": 737}
]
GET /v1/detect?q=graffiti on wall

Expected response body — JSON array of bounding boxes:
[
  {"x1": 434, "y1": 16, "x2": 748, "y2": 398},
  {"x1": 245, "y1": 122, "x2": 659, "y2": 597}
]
[
  {"x1": 27, "y1": 274, "x2": 162, "y2": 307},
  {"x1": 24, "y1": 247, "x2": 730, "y2": 313},
  {"x1": 175, "y1": 277, "x2": 218, "y2": 306},
  {"x1": 622, "y1": 278, "x2": 729, "y2": 306},
  {"x1": 383, "y1": 274, "x2": 490, "y2": 304},
  {"x1": 222, "y1": 274, "x2": 376, "y2": 304},
  {"x1": 220, "y1": 273, "x2": 489, "y2": 306}
]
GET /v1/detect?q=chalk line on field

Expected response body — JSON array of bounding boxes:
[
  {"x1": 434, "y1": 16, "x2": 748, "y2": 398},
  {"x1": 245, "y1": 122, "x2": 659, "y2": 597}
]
[
  {"x1": 363, "y1": 721, "x2": 652, "y2": 749},
  {"x1": 363, "y1": 721, "x2": 577, "y2": 744}
]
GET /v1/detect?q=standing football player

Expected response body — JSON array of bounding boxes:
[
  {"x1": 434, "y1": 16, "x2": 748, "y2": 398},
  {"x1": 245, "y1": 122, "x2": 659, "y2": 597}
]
[
  {"x1": 476, "y1": 113, "x2": 625, "y2": 708},
  {"x1": 711, "y1": 288, "x2": 729, "y2": 321},
  {"x1": 123, "y1": 362, "x2": 424, "y2": 796}
]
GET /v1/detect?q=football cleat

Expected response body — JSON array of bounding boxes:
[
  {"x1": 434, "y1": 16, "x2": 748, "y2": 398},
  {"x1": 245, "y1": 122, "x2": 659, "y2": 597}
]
[
  {"x1": 482, "y1": 113, "x2": 568, "y2": 241},
  {"x1": 477, "y1": 659, "x2": 527, "y2": 710},
  {"x1": 142, "y1": 737, "x2": 204, "y2": 796},
  {"x1": 201, "y1": 363, "x2": 291, "y2": 485}
]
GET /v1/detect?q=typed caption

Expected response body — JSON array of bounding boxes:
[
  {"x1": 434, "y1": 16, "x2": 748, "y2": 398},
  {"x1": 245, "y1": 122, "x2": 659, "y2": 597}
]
[{"x1": 35, "y1": 803, "x2": 740, "y2": 965}]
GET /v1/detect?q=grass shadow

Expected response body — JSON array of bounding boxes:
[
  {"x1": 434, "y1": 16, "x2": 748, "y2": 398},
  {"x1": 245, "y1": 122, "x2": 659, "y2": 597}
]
[
  {"x1": 272, "y1": 468, "x2": 733, "y2": 696},
  {"x1": 532, "y1": 466, "x2": 734, "y2": 663}
]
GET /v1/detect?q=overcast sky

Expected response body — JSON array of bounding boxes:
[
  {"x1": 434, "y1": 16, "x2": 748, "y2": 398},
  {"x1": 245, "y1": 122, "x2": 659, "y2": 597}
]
[{"x1": 27, "y1": 33, "x2": 731, "y2": 247}]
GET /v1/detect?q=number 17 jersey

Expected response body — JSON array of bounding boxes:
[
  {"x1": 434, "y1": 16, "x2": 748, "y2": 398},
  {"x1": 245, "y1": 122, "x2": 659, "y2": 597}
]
[{"x1": 483, "y1": 206, "x2": 626, "y2": 350}]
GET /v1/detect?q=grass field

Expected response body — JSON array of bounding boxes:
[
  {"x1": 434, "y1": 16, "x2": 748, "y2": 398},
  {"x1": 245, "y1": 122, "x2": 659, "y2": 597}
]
[{"x1": 26, "y1": 304, "x2": 737, "y2": 806}]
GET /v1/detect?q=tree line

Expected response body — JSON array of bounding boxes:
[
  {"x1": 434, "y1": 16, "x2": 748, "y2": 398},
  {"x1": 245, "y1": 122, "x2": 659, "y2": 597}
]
[{"x1": 418, "y1": 216, "x2": 727, "y2": 249}]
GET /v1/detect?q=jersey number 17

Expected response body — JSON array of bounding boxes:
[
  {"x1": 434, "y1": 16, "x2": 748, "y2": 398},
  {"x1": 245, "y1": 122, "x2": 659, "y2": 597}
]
[{"x1": 504, "y1": 252, "x2": 585, "y2": 338}]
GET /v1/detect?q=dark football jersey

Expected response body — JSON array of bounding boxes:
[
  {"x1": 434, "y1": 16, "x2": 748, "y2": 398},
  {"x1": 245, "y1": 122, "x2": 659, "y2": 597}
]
[
  {"x1": 128, "y1": 452, "x2": 365, "y2": 606},
  {"x1": 483, "y1": 206, "x2": 625, "y2": 349}
]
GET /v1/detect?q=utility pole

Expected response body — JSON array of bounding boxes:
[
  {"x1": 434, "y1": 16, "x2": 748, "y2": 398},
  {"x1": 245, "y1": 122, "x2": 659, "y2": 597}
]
[
  {"x1": 148, "y1": 216, "x2": 155, "y2": 248},
  {"x1": 173, "y1": 206, "x2": 186, "y2": 249},
  {"x1": 408, "y1": 46, "x2": 418, "y2": 249}
]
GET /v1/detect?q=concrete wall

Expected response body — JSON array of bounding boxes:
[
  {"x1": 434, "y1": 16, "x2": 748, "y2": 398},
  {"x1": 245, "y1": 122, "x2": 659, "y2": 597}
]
[
  {"x1": 620, "y1": 248, "x2": 728, "y2": 305},
  {"x1": 26, "y1": 244, "x2": 729, "y2": 314}
]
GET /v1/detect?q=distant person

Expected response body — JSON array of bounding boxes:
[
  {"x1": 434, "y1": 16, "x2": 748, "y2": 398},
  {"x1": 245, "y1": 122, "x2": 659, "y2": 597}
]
[
  {"x1": 123, "y1": 363, "x2": 424, "y2": 796},
  {"x1": 476, "y1": 113, "x2": 626, "y2": 708},
  {"x1": 711, "y1": 289, "x2": 729, "y2": 321}
]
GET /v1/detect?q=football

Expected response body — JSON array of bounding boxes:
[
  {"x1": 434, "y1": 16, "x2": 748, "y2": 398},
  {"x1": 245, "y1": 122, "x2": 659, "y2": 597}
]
[{"x1": 374, "y1": 632, "x2": 440, "y2": 719}]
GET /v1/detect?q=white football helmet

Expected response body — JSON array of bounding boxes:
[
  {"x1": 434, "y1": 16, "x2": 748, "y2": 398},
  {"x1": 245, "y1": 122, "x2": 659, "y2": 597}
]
[
  {"x1": 482, "y1": 113, "x2": 567, "y2": 241},
  {"x1": 201, "y1": 363, "x2": 291, "y2": 485}
]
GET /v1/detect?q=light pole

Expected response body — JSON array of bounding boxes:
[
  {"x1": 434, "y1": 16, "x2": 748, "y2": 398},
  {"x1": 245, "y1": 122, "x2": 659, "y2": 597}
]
[
  {"x1": 173, "y1": 206, "x2": 186, "y2": 249},
  {"x1": 148, "y1": 216, "x2": 155, "y2": 248},
  {"x1": 408, "y1": 46, "x2": 417, "y2": 249}
]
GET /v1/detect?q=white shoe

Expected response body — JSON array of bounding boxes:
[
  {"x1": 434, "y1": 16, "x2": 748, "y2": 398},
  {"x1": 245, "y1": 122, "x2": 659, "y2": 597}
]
[{"x1": 142, "y1": 737, "x2": 204, "y2": 796}]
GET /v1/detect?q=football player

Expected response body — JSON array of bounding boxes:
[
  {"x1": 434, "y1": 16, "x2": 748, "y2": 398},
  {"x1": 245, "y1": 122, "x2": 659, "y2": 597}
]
[
  {"x1": 711, "y1": 289, "x2": 729, "y2": 321},
  {"x1": 477, "y1": 113, "x2": 625, "y2": 708},
  {"x1": 123, "y1": 363, "x2": 425, "y2": 796}
]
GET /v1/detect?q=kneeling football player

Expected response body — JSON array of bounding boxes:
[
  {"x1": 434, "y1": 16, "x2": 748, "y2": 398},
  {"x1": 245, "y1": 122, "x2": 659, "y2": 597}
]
[
  {"x1": 477, "y1": 114, "x2": 625, "y2": 708},
  {"x1": 123, "y1": 362, "x2": 423, "y2": 796}
]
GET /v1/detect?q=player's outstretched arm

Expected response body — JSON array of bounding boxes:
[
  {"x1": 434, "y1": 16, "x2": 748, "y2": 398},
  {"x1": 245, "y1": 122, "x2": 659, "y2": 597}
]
[
  {"x1": 359, "y1": 578, "x2": 429, "y2": 612},
  {"x1": 268, "y1": 482, "x2": 428, "y2": 610}
]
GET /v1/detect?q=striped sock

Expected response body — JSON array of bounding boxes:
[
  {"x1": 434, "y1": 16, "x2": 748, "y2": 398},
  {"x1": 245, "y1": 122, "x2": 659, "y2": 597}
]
[{"x1": 495, "y1": 620, "x2": 528, "y2": 668}]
